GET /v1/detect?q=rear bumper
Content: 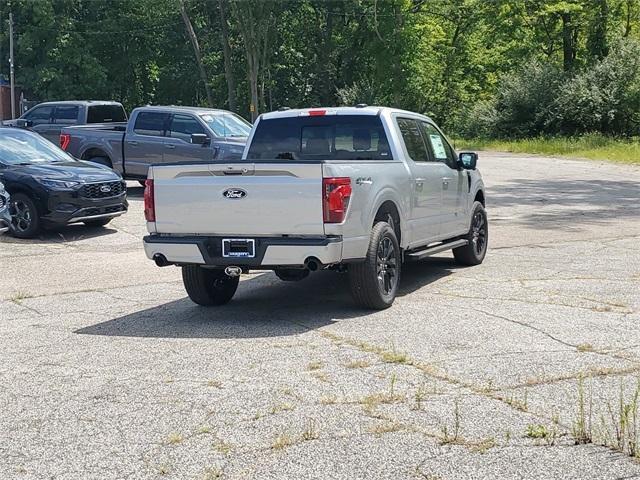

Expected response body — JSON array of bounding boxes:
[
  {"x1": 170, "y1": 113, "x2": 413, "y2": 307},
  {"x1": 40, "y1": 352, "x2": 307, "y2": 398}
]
[{"x1": 143, "y1": 235, "x2": 343, "y2": 268}]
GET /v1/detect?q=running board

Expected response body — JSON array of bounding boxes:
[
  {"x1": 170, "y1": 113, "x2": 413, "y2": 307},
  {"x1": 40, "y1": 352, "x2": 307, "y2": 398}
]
[{"x1": 406, "y1": 239, "x2": 468, "y2": 261}]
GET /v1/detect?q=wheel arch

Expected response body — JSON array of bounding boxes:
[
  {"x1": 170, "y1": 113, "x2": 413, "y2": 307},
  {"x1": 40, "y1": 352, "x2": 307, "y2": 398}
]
[
  {"x1": 372, "y1": 199, "x2": 402, "y2": 247},
  {"x1": 82, "y1": 148, "x2": 112, "y2": 166},
  {"x1": 474, "y1": 189, "x2": 485, "y2": 206}
]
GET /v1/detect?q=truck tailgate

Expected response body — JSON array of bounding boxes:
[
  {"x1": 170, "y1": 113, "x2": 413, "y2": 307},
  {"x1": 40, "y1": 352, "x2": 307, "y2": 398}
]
[{"x1": 152, "y1": 163, "x2": 325, "y2": 235}]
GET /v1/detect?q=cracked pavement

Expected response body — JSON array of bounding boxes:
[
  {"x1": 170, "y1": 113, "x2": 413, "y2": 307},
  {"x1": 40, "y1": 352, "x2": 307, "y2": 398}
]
[{"x1": 1, "y1": 152, "x2": 639, "y2": 479}]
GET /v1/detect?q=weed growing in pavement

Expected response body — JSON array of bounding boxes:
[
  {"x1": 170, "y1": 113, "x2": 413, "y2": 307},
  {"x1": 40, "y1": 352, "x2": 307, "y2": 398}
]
[
  {"x1": 368, "y1": 421, "x2": 404, "y2": 436},
  {"x1": 345, "y1": 359, "x2": 371, "y2": 369},
  {"x1": 213, "y1": 439, "x2": 233, "y2": 456},
  {"x1": 440, "y1": 398, "x2": 462, "y2": 444},
  {"x1": 414, "y1": 383, "x2": 428, "y2": 410},
  {"x1": 505, "y1": 389, "x2": 529, "y2": 412},
  {"x1": 268, "y1": 403, "x2": 294, "y2": 415},
  {"x1": 10, "y1": 291, "x2": 29, "y2": 303},
  {"x1": 302, "y1": 419, "x2": 319, "y2": 441},
  {"x1": 526, "y1": 422, "x2": 558, "y2": 445},
  {"x1": 202, "y1": 467, "x2": 223, "y2": 479},
  {"x1": 307, "y1": 361, "x2": 324, "y2": 371},
  {"x1": 166, "y1": 432, "x2": 183, "y2": 445},
  {"x1": 468, "y1": 437, "x2": 496, "y2": 454},
  {"x1": 576, "y1": 343, "x2": 595, "y2": 353},
  {"x1": 271, "y1": 433, "x2": 294, "y2": 450},
  {"x1": 319, "y1": 394, "x2": 338, "y2": 405},
  {"x1": 573, "y1": 375, "x2": 593, "y2": 444},
  {"x1": 158, "y1": 464, "x2": 171, "y2": 475},
  {"x1": 311, "y1": 371, "x2": 331, "y2": 383},
  {"x1": 207, "y1": 380, "x2": 223, "y2": 388},
  {"x1": 599, "y1": 378, "x2": 640, "y2": 457}
]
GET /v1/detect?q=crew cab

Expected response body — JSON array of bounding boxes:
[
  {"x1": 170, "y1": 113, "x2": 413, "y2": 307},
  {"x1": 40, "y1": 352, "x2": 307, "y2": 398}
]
[
  {"x1": 3, "y1": 101, "x2": 127, "y2": 144},
  {"x1": 61, "y1": 106, "x2": 251, "y2": 182},
  {"x1": 143, "y1": 106, "x2": 487, "y2": 309}
]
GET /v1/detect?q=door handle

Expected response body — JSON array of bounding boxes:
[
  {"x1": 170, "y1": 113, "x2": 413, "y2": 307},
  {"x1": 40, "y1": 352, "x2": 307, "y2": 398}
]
[
  {"x1": 126, "y1": 141, "x2": 138, "y2": 146},
  {"x1": 164, "y1": 144, "x2": 176, "y2": 149}
]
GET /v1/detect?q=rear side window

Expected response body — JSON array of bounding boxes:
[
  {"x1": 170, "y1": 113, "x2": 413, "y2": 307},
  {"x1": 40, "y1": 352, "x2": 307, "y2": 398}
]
[
  {"x1": 87, "y1": 105, "x2": 127, "y2": 123},
  {"x1": 247, "y1": 115, "x2": 392, "y2": 161},
  {"x1": 133, "y1": 112, "x2": 169, "y2": 137},
  {"x1": 396, "y1": 118, "x2": 429, "y2": 162},
  {"x1": 53, "y1": 106, "x2": 79, "y2": 124},
  {"x1": 168, "y1": 114, "x2": 206, "y2": 142}
]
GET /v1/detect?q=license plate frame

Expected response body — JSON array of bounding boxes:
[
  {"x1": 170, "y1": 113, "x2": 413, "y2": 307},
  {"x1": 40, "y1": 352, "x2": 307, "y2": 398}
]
[{"x1": 222, "y1": 238, "x2": 256, "y2": 258}]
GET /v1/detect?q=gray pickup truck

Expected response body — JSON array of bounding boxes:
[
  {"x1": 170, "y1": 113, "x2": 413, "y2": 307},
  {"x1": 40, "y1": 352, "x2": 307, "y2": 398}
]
[
  {"x1": 61, "y1": 106, "x2": 251, "y2": 181},
  {"x1": 3, "y1": 101, "x2": 127, "y2": 144},
  {"x1": 143, "y1": 106, "x2": 487, "y2": 309}
]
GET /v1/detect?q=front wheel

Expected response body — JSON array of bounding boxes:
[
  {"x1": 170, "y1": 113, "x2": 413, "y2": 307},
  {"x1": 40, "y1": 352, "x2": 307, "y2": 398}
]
[
  {"x1": 453, "y1": 201, "x2": 488, "y2": 266},
  {"x1": 182, "y1": 265, "x2": 239, "y2": 306},
  {"x1": 348, "y1": 221, "x2": 401, "y2": 310},
  {"x1": 10, "y1": 193, "x2": 41, "y2": 239}
]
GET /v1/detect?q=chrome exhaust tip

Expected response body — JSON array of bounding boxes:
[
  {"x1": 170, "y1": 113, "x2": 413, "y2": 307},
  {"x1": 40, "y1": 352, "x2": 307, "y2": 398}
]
[{"x1": 224, "y1": 266, "x2": 242, "y2": 277}]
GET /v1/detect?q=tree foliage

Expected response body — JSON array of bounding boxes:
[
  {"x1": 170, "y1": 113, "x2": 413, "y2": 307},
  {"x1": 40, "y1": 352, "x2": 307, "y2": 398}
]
[{"x1": 0, "y1": 0, "x2": 638, "y2": 136}]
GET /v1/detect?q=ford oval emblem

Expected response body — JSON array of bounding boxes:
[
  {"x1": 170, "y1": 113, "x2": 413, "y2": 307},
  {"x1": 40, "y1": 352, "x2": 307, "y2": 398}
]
[
  {"x1": 223, "y1": 188, "x2": 247, "y2": 199},
  {"x1": 100, "y1": 185, "x2": 112, "y2": 193}
]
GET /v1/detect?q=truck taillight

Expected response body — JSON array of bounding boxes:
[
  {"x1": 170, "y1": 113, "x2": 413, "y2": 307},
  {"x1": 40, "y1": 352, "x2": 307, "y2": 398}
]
[
  {"x1": 144, "y1": 179, "x2": 155, "y2": 222},
  {"x1": 323, "y1": 177, "x2": 351, "y2": 223},
  {"x1": 59, "y1": 133, "x2": 70, "y2": 151}
]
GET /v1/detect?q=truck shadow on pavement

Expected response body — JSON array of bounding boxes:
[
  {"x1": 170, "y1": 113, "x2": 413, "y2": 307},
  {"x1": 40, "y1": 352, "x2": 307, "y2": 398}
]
[
  {"x1": 490, "y1": 178, "x2": 640, "y2": 228},
  {"x1": 75, "y1": 257, "x2": 459, "y2": 339}
]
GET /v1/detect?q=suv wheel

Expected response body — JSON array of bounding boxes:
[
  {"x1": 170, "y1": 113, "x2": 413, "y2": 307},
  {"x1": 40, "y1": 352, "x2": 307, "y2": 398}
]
[
  {"x1": 182, "y1": 265, "x2": 240, "y2": 306},
  {"x1": 453, "y1": 201, "x2": 488, "y2": 266},
  {"x1": 349, "y1": 221, "x2": 401, "y2": 309},
  {"x1": 10, "y1": 193, "x2": 40, "y2": 239}
]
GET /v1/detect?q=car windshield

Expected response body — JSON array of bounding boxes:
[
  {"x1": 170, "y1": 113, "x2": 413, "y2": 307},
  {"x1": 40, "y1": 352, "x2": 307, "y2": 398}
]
[
  {"x1": 0, "y1": 129, "x2": 74, "y2": 165},
  {"x1": 200, "y1": 113, "x2": 251, "y2": 137}
]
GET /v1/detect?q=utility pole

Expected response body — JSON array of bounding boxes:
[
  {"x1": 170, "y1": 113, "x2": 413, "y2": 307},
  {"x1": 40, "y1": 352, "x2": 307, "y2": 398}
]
[{"x1": 9, "y1": 11, "x2": 16, "y2": 119}]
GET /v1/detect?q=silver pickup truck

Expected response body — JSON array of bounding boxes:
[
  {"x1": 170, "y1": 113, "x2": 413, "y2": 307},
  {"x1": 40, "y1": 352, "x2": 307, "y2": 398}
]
[{"x1": 143, "y1": 106, "x2": 487, "y2": 309}]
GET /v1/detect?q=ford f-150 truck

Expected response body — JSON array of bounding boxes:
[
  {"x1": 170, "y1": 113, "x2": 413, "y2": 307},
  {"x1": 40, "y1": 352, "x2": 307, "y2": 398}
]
[
  {"x1": 60, "y1": 106, "x2": 251, "y2": 182},
  {"x1": 142, "y1": 106, "x2": 487, "y2": 309},
  {"x1": 3, "y1": 101, "x2": 127, "y2": 144}
]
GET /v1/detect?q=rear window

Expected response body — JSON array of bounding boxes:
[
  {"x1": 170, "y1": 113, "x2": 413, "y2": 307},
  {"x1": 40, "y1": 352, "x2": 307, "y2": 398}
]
[
  {"x1": 87, "y1": 104, "x2": 127, "y2": 123},
  {"x1": 247, "y1": 115, "x2": 393, "y2": 161}
]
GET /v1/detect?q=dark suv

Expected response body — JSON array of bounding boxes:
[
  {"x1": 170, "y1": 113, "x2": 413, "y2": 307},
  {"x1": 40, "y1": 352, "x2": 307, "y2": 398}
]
[
  {"x1": 0, "y1": 128, "x2": 127, "y2": 238},
  {"x1": 3, "y1": 101, "x2": 127, "y2": 144},
  {"x1": 0, "y1": 181, "x2": 9, "y2": 234}
]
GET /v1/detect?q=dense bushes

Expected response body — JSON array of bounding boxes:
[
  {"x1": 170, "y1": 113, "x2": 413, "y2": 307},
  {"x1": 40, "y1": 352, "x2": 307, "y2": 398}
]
[{"x1": 459, "y1": 39, "x2": 640, "y2": 138}]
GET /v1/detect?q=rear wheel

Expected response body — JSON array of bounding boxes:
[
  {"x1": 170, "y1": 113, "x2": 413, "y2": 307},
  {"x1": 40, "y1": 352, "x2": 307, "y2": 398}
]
[
  {"x1": 84, "y1": 218, "x2": 112, "y2": 228},
  {"x1": 348, "y1": 221, "x2": 401, "y2": 309},
  {"x1": 87, "y1": 156, "x2": 112, "y2": 168},
  {"x1": 182, "y1": 265, "x2": 239, "y2": 306},
  {"x1": 453, "y1": 201, "x2": 488, "y2": 266},
  {"x1": 9, "y1": 193, "x2": 40, "y2": 239}
]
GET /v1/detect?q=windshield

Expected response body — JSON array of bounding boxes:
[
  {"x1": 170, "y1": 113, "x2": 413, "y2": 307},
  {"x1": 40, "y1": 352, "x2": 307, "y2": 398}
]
[
  {"x1": 247, "y1": 115, "x2": 393, "y2": 161},
  {"x1": 0, "y1": 129, "x2": 74, "y2": 165},
  {"x1": 200, "y1": 113, "x2": 251, "y2": 137}
]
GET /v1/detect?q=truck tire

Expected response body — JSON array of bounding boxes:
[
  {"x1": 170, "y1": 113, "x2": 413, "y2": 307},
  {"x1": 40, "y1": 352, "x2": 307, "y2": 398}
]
[
  {"x1": 9, "y1": 193, "x2": 41, "y2": 239},
  {"x1": 87, "y1": 156, "x2": 112, "y2": 168},
  {"x1": 182, "y1": 265, "x2": 239, "y2": 306},
  {"x1": 348, "y1": 221, "x2": 401, "y2": 310},
  {"x1": 453, "y1": 201, "x2": 488, "y2": 266}
]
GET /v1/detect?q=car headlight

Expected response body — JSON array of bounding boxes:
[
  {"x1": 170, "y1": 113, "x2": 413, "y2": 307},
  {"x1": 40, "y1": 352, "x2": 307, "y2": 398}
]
[{"x1": 37, "y1": 178, "x2": 81, "y2": 189}]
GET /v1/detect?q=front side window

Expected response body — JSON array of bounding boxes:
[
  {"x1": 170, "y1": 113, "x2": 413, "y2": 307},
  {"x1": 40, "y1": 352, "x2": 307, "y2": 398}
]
[
  {"x1": 53, "y1": 106, "x2": 79, "y2": 124},
  {"x1": 200, "y1": 113, "x2": 251, "y2": 138},
  {"x1": 420, "y1": 122, "x2": 456, "y2": 168},
  {"x1": 247, "y1": 115, "x2": 392, "y2": 161},
  {"x1": 0, "y1": 130, "x2": 73, "y2": 165},
  {"x1": 24, "y1": 106, "x2": 53, "y2": 126},
  {"x1": 396, "y1": 118, "x2": 430, "y2": 162},
  {"x1": 168, "y1": 115, "x2": 206, "y2": 142},
  {"x1": 133, "y1": 112, "x2": 169, "y2": 137}
]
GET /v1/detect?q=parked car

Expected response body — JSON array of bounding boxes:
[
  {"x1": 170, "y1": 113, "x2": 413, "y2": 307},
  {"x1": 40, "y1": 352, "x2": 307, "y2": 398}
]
[
  {"x1": 60, "y1": 106, "x2": 251, "y2": 182},
  {"x1": 0, "y1": 181, "x2": 10, "y2": 235},
  {"x1": 3, "y1": 101, "x2": 127, "y2": 144},
  {"x1": 0, "y1": 127, "x2": 128, "y2": 238},
  {"x1": 142, "y1": 106, "x2": 487, "y2": 309}
]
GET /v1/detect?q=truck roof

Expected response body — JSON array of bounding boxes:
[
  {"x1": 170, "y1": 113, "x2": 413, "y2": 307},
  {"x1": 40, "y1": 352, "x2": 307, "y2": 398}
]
[
  {"x1": 135, "y1": 105, "x2": 237, "y2": 115},
  {"x1": 34, "y1": 100, "x2": 123, "y2": 106},
  {"x1": 260, "y1": 106, "x2": 433, "y2": 122}
]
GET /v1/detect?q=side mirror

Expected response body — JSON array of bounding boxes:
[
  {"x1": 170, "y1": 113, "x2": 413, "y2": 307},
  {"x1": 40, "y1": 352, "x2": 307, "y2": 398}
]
[
  {"x1": 191, "y1": 133, "x2": 210, "y2": 145},
  {"x1": 16, "y1": 119, "x2": 33, "y2": 128},
  {"x1": 458, "y1": 152, "x2": 478, "y2": 170}
]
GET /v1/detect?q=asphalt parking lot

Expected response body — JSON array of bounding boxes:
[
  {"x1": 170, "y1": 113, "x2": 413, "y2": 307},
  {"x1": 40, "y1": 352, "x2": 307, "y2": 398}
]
[{"x1": 1, "y1": 152, "x2": 640, "y2": 479}]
